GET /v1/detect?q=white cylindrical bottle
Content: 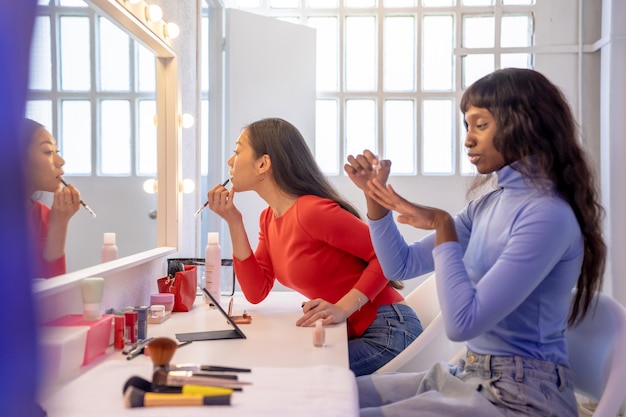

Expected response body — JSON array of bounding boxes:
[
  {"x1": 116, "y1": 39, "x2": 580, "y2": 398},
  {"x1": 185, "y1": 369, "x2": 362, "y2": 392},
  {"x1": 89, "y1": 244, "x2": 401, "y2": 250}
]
[
  {"x1": 313, "y1": 319, "x2": 325, "y2": 347},
  {"x1": 101, "y1": 232, "x2": 118, "y2": 262},
  {"x1": 204, "y1": 232, "x2": 221, "y2": 305}
]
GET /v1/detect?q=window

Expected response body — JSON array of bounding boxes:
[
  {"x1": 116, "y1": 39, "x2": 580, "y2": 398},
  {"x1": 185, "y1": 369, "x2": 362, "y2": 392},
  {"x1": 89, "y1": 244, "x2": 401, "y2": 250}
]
[
  {"x1": 228, "y1": 0, "x2": 535, "y2": 176},
  {"x1": 26, "y1": 0, "x2": 156, "y2": 177}
]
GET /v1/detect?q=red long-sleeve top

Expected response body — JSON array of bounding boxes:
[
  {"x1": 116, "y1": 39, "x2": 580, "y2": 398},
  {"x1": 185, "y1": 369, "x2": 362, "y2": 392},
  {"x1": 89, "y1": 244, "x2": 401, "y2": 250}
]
[
  {"x1": 234, "y1": 195, "x2": 403, "y2": 338},
  {"x1": 30, "y1": 200, "x2": 66, "y2": 278}
]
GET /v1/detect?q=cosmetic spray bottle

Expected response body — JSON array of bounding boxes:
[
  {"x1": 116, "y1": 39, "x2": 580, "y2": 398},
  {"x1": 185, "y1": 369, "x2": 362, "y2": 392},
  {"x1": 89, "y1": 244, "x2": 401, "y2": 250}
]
[
  {"x1": 204, "y1": 232, "x2": 221, "y2": 306},
  {"x1": 101, "y1": 232, "x2": 118, "y2": 262}
]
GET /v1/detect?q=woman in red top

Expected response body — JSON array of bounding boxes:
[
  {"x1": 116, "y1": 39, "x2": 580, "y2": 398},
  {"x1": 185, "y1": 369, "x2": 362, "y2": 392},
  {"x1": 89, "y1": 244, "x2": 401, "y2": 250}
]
[
  {"x1": 24, "y1": 118, "x2": 81, "y2": 278},
  {"x1": 207, "y1": 118, "x2": 423, "y2": 375}
]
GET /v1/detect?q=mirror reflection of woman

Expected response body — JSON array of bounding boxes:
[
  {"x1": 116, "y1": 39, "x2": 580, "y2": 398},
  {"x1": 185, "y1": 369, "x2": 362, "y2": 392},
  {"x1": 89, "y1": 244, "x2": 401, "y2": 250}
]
[{"x1": 24, "y1": 118, "x2": 81, "y2": 278}]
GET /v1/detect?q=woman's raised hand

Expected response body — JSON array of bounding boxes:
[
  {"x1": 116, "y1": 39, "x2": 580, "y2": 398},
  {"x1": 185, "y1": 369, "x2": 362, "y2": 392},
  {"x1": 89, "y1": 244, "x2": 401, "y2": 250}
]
[
  {"x1": 344, "y1": 149, "x2": 390, "y2": 192},
  {"x1": 206, "y1": 182, "x2": 240, "y2": 223}
]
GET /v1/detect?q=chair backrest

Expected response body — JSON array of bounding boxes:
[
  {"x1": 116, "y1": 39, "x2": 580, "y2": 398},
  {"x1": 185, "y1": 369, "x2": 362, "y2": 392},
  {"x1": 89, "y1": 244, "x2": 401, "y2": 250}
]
[
  {"x1": 374, "y1": 273, "x2": 463, "y2": 374},
  {"x1": 566, "y1": 291, "x2": 626, "y2": 416},
  {"x1": 404, "y1": 273, "x2": 440, "y2": 328}
]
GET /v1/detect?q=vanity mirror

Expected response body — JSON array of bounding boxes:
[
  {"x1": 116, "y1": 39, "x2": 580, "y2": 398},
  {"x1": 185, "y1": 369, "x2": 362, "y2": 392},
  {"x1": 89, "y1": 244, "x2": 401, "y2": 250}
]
[{"x1": 33, "y1": 0, "x2": 180, "y2": 293}]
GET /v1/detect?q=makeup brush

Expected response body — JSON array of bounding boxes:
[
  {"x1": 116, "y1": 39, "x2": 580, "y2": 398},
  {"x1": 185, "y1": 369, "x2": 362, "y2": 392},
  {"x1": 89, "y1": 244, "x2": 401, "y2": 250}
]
[
  {"x1": 194, "y1": 178, "x2": 230, "y2": 217},
  {"x1": 123, "y1": 376, "x2": 237, "y2": 395},
  {"x1": 60, "y1": 178, "x2": 97, "y2": 218},
  {"x1": 147, "y1": 337, "x2": 250, "y2": 389},
  {"x1": 146, "y1": 337, "x2": 179, "y2": 370},
  {"x1": 153, "y1": 368, "x2": 250, "y2": 389},
  {"x1": 124, "y1": 386, "x2": 231, "y2": 408}
]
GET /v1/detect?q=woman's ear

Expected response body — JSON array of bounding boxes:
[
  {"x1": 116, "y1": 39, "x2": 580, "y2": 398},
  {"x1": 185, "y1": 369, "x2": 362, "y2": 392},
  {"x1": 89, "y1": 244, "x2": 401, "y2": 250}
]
[{"x1": 257, "y1": 154, "x2": 271, "y2": 175}]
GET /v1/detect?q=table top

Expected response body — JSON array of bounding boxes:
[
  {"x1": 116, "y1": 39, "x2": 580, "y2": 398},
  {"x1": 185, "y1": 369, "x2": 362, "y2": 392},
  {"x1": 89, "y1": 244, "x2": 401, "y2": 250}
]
[{"x1": 39, "y1": 291, "x2": 358, "y2": 417}]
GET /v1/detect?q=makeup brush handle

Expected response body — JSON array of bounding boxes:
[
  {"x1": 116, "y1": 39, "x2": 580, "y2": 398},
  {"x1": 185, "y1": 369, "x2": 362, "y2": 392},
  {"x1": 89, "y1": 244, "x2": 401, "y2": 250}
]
[{"x1": 143, "y1": 392, "x2": 231, "y2": 407}]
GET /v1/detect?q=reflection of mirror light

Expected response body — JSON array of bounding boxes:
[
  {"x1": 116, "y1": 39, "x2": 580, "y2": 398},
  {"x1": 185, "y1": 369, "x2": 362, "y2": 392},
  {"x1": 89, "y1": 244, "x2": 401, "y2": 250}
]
[
  {"x1": 164, "y1": 22, "x2": 180, "y2": 39},
  {"x1": 180, "y1": 179, "x2": 195, "y2": 194},
  {"x1": 179, "y1": 113, "x2": 195, "y2": 128},
  {"x1": 143, "y1": 179, "x2": 157, "y2": 194},
  {"x1": 145, "y1": 4, "x2": 163, "y2": 22}
]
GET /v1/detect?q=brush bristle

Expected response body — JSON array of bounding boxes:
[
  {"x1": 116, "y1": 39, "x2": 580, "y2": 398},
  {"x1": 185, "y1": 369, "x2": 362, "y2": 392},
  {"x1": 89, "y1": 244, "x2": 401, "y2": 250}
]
[
  {"x1": 123, "y1": 376, "x2": 152, "y2": 394},
  {"x1": 124, "y1": 386, "x2": 146, "y2": 408},
  {"x1": 147, "y1": 337, "x2": 178, "y2": 367}
]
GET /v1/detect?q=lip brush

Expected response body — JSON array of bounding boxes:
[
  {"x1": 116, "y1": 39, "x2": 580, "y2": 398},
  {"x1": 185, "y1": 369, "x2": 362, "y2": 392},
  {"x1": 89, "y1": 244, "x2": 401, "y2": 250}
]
[
  {"x1": 60, "y1": 178, "x2": 97, "y2": 218},
  {"x1": 194, "y1": 178, "x2": 230, "y2": 218}
]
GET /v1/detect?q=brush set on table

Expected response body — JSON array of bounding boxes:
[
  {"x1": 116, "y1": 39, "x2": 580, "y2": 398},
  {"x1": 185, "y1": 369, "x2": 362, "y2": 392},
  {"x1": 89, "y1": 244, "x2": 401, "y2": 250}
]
[{"x1": 122, "y1": 337, "x2": 252, "y2": 408}]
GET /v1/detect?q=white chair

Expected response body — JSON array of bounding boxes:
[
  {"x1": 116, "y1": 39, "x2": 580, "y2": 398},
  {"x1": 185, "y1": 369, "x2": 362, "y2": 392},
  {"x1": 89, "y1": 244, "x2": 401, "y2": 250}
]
[
  {"x1": 566, "y1": 291, "x2": 626, "y2": 417},
  {"x1": 374, "y1": 273, "x2": 463, "y2": 374}
]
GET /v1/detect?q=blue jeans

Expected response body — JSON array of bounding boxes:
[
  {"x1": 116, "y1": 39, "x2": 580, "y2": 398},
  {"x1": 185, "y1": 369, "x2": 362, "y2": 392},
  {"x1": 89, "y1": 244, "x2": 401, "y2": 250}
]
[
  {"x1": 349, "y1": 303, "x2": 423, "y2": 377},
  {"x1": 457, "y1": 350, "x2": 578, "y2": 417}
]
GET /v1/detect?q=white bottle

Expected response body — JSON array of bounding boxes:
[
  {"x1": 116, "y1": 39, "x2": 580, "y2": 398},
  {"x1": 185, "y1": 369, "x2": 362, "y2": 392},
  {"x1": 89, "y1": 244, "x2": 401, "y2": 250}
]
[
  {"x1": 101, "y1": 232, "x2": 118, "y2": 262},
  {"x1": 313, "y1": 319, "x2": 325, "y2": 347},
  {"x1": 204, "y1": 232, "x2": 221, "y2": 305}
]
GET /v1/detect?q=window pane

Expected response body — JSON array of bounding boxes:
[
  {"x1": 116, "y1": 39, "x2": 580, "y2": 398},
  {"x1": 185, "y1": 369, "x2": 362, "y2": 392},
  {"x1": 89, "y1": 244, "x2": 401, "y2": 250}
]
[
  {"x1": 462, "y1": 54, "x2": 494, "y2": 88},
  {"x1": 501, "y1": 53, "x2": 532, "y2": 69},
  {"x1": 100, "y1": 100, "x2": 131, "y2": 175},
  {"x1": 462, "y1": 15, "x2": 495, "y2": 48},
  {"x1": 308, "y1": 17, "x2": 338, "y2": 91},
  {"x1": 384, "y1": 16, "x2": 415, "y2": 92},
  {"x1": 422, "y1": 100, "x2": 452, "y2": 174},
  {"x1": 345, "y1": 16, "x2": 376, "y2": 91},
  {"x1": 316, "y1": 100, "x2": 339, "y2": 174},
  {"x1": 26, "y1": 100, "x2": 53, "y2": 133},
  {"x1": 384, "y1": 100, "x2": 414, "y2": 174},
  {"x1": 137, "y1": 100, "x2": 157, "y2": 176},
  {"x1": 201, "y1": 17, "x2": 209, "y2": 92},
  {"x1": 423, "y1": 15, "x2": 453, "y2": 91},
  {"x1": 503, "y1": 0, "x2": 534, "y2": 4},
  {"x1": 462, "y1": 0, "x2": 493, "y2": 5},
  {"x1": 345, "y1": 99, "x2": 376, "y2": 159},
  {"x1": 422, "y1": 0, "x2": 453, "y2": 6},
  {"x1": 384, "y1": 0, "x2": 416, "y2": 6},
  {"x1": 307, "y1": 0, "x2": 338, "y2": 7},
  {"x1": 99, "y1": 17, "x2": 130, "y2": 91},
  {"x1": 137, "y1": 42, "x2": 156, "y2": 92},
  {"x1": 501, "y1": 14, "x2": 531, "y2": 48},
  {"x1": 60, "y1": 16, "x2": 91, "y2": 91},
  {"x1": 345, "y1": 0, "x2": 376, "y2": 7},
  {"x1": 29, "y1": 16, "x2": 52, "y2": 90},
  {"x1": 201, "y1": 99, "x2": 209, "y2": 176},
  {"x1": 59, "y1": 0, "x2": 87, "y2": 5},
  {"x1": 270, "y1": 0, "x2": 298, "y2": 7},
  {"x1": 61, "y1": 100, "x2": 91, "y2": 175}
]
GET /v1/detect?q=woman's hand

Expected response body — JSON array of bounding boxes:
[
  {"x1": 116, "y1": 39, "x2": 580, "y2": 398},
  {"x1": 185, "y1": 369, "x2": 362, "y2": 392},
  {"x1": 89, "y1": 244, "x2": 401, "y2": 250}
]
[
  {"x1": 207, "y1": 182, "x2": 241, "y2": 223},
  {"x1": 50, "y1": 183, "x2": 80, "y2": 222},
  {"x1": 344, "y1": 149, "x2": 390, "y2": 192},
  {"x1": 297, "y1": 298, "x2": 347, "y2": 327}
]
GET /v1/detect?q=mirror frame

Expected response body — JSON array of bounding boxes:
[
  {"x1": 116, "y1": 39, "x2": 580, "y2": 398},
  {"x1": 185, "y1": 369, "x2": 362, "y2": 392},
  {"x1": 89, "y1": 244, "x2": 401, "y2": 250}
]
[{"x1": 34, "y1": 0, "x2": 180, "y2": 296}]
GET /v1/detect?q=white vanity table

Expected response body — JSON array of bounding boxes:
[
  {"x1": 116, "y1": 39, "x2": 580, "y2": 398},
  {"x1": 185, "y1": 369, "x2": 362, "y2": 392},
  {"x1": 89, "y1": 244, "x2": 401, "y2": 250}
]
[{"x1": 39, "y1": 291, "x2": 359, "y2": 417}]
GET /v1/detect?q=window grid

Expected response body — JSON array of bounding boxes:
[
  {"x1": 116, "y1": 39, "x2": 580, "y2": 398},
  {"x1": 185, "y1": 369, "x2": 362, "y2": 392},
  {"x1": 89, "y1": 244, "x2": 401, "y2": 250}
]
[
  {"x1": 27, "y1": 1, "x2": 156, "y2": 177},
  {"x1": 232, "y1": 0, "x2": 535, "y2": 176}
]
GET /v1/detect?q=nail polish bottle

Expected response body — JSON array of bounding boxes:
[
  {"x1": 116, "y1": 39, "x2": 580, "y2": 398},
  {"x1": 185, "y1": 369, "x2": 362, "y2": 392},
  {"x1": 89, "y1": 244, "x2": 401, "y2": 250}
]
[{"x1": 313, "y1": 319, "x2": 325, "y2": 347}]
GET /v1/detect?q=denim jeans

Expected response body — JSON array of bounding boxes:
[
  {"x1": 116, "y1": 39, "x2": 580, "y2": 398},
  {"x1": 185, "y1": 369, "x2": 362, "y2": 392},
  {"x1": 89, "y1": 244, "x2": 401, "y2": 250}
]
[
  {"x1": 357, "y1": 350, "x2": 577, "y2": 417},
  {"x1": 457, "y1": 350, "x2": 578, "y2": 417},
  {"x1": 349, "y1": 303, "x2": 423, "y2": 376}
]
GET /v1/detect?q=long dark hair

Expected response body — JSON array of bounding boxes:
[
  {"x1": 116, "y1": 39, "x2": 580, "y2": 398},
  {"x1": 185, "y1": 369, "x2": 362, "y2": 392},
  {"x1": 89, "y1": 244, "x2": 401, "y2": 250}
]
[
  {"x1": 460, "y1": 68, "x2": 606, "y2": 326},
  {"x1": 245, "y1": 118, "x2": 361, "y2": 218},
  {"x1": 245, "y1": 118, "x2": 403, "y2": 290}
]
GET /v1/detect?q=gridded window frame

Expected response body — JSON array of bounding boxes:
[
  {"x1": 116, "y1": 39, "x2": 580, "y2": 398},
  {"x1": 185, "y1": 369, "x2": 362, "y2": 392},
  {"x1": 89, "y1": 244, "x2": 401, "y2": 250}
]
[
  {"x1": 229, "y1": 0, "x2": 536, "y2": 177},
  {"x1": 26, "y1": 0, "x2": 156, "y2": 177}
]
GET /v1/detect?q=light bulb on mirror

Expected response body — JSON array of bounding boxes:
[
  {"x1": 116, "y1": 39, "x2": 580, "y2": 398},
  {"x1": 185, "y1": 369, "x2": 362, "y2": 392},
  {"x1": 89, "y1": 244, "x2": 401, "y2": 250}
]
[
  {"x1": 143, "y1": 179, "x2": 157, "y2": 194},
  {"x1": 179, "y1": 113, "x2": 195, "y2": 129},
  {"x1": 145, "y1": 4, "x2": 163, "y2": 22},
  {"x1": 180, "y1": 179, "x2": 195, "y2": 194},
  {"x1": 164, "y1": 22, "x2": 180, "y2": 39}
]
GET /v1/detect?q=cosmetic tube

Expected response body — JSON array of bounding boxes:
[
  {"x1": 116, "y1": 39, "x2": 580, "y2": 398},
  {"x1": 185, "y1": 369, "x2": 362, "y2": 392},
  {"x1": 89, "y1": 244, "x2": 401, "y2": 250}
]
[
  {"x1": 313, "y1": 319, "x2": 325, "y2": 347},
  {"x1": 81, "y1": 277, "x2": 105, "y2": 321}
]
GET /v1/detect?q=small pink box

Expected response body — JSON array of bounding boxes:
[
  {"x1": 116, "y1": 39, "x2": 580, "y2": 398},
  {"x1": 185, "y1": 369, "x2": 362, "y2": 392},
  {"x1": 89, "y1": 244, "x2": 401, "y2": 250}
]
[{"x1": 45, "y1": 314, "x2": 114, "y2": 366}]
